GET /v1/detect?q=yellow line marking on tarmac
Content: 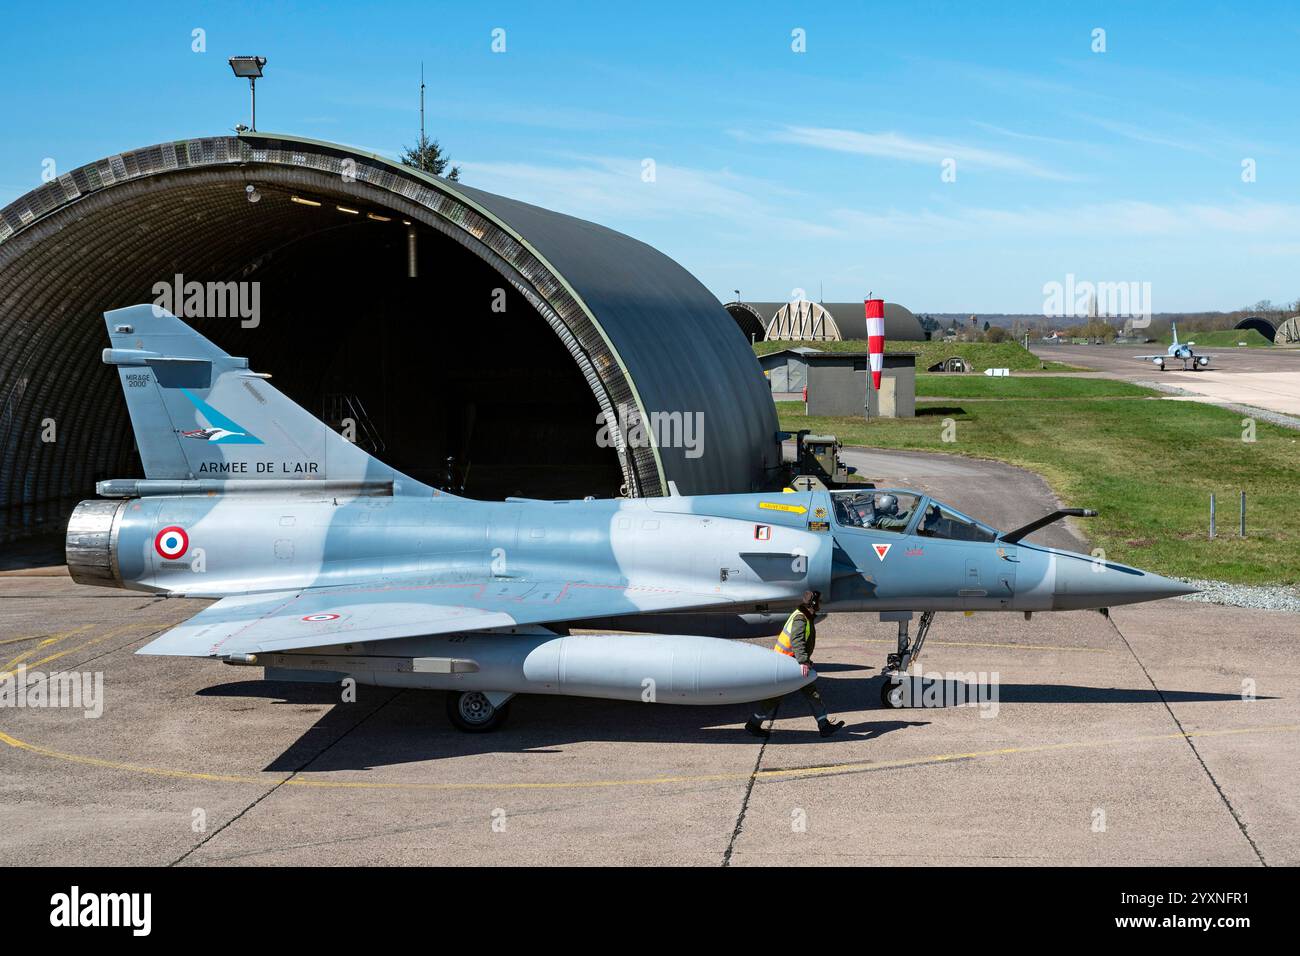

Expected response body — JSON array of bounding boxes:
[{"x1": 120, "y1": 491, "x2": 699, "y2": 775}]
[
  {"x1": 857, "y1": 638, "x2": 1110, "y2": 654},
  {"x1": 1, "y1": 723, "x2": 1294, "y2": 793},
  {"x1": 0, "y1": 633, "x2": 52, "y2": 648},
  {"x1": 0, "y1": 624, "x2": 143, "y2": 681},
  {"x1": 1, "y1": 625, "x2": 95, "y2": 673}
]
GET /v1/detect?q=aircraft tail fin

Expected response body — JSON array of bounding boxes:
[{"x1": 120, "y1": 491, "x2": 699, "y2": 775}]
[
  {"x1": 101, "y1": 305, "x2": 435, "y2": 495},
  {"x1": 1170, "y1": 321, "x2": 1179, "y2": 346}
]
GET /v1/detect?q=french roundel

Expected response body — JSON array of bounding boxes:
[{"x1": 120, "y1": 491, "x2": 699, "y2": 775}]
[
  {"x1": 301, "y1": 613, "x2": 341, "y2": 623},
  {"x1": 154, "y1": 526, "x2": 189, "y2": 560}
]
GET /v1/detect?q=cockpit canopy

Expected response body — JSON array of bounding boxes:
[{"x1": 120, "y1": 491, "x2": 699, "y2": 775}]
[{"x1": 830, "y1": 489, "x2": 998, "y2": 543}]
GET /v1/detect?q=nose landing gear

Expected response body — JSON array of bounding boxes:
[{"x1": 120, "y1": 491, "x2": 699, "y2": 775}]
[{"x1": 879, "y1": 610, "x2": 935, "y2": 708}]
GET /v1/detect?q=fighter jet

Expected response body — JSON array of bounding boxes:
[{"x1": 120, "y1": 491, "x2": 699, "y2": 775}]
[
  {"x1": 1135, "y1": 322, "x2": 1212, "y2": 371},
  {"x1": 65, "y1": 305, "x2": 1195, "y2": 730}
]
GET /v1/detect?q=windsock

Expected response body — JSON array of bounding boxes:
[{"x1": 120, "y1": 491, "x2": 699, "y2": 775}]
[{"x1": 865, "y1": 298, "x2": 885, "y2": 390}]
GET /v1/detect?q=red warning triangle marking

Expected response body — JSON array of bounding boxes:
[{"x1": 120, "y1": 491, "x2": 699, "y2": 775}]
[{"x1": 873, "y1": 543, "x2": 892, "y2": 561}]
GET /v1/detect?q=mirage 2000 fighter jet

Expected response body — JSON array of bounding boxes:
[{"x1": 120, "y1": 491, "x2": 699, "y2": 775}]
[{"x1": 66, "y1": 306, "x2": 1193, "y2": 730}]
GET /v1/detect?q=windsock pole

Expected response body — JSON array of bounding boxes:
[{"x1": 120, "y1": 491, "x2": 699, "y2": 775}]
[{"x1": 866, "y1": 298, "x2": 886, "y2": 390}]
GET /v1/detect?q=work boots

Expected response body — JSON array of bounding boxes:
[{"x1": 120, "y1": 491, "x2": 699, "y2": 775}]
[{"x1": 818, "y1": 717, "x2": 846, "y2": 738}]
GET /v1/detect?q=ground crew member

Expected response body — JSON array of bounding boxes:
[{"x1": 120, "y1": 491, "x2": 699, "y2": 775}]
[{"x1": 745, "y1": 590, "x2": 845, "y2": 738}]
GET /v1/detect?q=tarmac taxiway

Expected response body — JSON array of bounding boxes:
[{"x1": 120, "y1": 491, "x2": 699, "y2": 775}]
[
  {"x1": 1032, "y1": 342, "x2": 1300, "y2": 420},
  {"x1": 1, "y1": 450, "x2": 1295, "y2": 866}
]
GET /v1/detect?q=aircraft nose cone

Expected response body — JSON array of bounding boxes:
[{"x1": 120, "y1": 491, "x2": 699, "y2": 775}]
[{"x1": 1052, "y1": 553, "x2": 1197, "y2": 610}]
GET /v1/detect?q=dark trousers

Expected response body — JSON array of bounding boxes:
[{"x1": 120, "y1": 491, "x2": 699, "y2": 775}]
[{"x1": 754, "y1": 680, "x2": 828, "y2": 723}]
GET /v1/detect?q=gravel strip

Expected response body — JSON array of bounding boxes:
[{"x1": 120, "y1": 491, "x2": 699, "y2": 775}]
[
  {"x1": 1176, "y1": 578, "x2": 1300, "y2": 613},
  {"x1": 1138, "y1": 380, "x2": 1300, "y2": 431}
]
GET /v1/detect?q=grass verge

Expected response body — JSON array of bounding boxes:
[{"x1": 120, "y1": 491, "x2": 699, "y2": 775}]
[
  {"x1": 776, "y1": 392, "x2": 1300, "y2": 585},
  {"x1": 755, "y1": 338, "x2": 1084, "y2": 372},
  {"x1": 1160, "y1": 328, "x2": 1274, "y2": 348},
  {"x1": 915, "y1": 374, "x2": 1151, "y2": 399}
]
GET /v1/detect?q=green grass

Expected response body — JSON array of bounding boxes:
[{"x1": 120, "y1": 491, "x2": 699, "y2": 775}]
[
  {"x1": 915, "y1": 374, "x2": 1153, "y2": 399},
  {"x1": 754, "y1": 338, "x2": 874, "y2": 357},
  {"x1": 775, "y1": 396, "x2": 1300, "y2": 585},
  {"x1": 1160, "y1": 328, "x2": 1274, "y2": 348},
  {"x1": 755, "y1": 338, "x2": 1084, "y2": 372}
]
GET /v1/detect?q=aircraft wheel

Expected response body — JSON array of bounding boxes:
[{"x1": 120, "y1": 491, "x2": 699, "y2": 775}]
[
  {"x1": 446, "y1": 691, "x2": 511, "y2": 732},
  {"x1": 880, "y1": 678, "x2": 906, "y2": 709}
]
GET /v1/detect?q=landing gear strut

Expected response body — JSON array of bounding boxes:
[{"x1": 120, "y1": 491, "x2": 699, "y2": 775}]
[{"x1": 878, "y1": 610, "x2": 935, "y2": 709}]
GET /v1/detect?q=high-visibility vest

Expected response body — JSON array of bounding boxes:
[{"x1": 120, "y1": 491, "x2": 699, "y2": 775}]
[{"x1": 773, "y1": 610, "x2": 809, "y2": 657}]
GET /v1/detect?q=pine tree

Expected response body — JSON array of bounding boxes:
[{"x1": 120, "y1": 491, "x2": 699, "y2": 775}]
[{"x1": 400, "y1": 133, "x2": 460, "y2": 181}]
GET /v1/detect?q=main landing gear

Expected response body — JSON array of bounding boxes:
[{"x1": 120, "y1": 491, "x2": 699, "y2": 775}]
[
  {"x1": 446, "y1": 690, "x2": 515, "y2": 732},
  {"x1": 878, "y1": 610, "x2": 935, "y2": 709}
]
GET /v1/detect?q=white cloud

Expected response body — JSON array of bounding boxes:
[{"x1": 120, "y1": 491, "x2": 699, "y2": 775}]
[
  {"x1": 1070, "y1": 114, "x2": 1217, "y2": 157},
  {"x1": 457, "y1": 155, "x2": 842, "y2": 238},
  {"x1": 456, "y1": 151, "x2": 1300, "y2": 255},
  {"x1": 969, "y1": 121, "x2": 1103, "y2": 153},
  {"x1": 757, "y1": 125, "x2": 1073, "y2": 180},
  {"x1": 827, "y1": 200, "x2": 1300, "y2": 241}
]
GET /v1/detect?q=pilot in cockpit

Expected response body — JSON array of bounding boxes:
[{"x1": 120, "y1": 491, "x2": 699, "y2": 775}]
[{"x1": 871, "y1": 493, "x2": 911, "y2": 531}]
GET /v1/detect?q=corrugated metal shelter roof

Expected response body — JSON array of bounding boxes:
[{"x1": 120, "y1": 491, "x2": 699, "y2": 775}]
[
  {"x1": 0, "y1": 133, "x2": 780, "y2": 540},
  {"x1": 735, "y1": 301, "x2": 926, "y2": 341}
]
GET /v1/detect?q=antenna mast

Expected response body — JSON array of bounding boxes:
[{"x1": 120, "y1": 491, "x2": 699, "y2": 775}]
[{"x1": 420, "y1": 62, "x2": 425, "y2": 141}]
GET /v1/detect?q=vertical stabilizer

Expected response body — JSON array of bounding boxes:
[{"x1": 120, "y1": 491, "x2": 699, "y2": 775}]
[{"x1": 102, "y1": 304, "x2": 434, "y2": 495}]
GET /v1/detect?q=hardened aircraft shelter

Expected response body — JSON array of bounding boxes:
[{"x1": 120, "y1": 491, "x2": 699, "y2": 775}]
[{"x1": 0, "y1": 133, "x2": 780, "y2": 540}]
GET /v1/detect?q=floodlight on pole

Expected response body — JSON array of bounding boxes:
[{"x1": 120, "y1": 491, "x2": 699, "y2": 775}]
[{"x1": 228, "y1": 56, "x2": 267, "y2": 131}]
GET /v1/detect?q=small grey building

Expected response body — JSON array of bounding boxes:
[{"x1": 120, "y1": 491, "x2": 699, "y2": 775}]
[
  {"x1": 803, "y1": 352, "x2": 917, "y2": 419},
  {"x1": 757, "y1": 347, "x2": 823, "y2": 395}
]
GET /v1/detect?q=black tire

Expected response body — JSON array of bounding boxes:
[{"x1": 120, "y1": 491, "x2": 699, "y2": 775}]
[
  {"x1": 446, "y1": 691, "x2": 511, "y2": 732},
  {"x1": 880, "y1": 678, "x2": 905, "y2": 709}
]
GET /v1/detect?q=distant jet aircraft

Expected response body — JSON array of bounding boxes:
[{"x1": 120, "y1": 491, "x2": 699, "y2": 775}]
[
  {"x1": 1135, "y1": 322, "x2": 1212, "y2": 370},
  {"x1": 65, "y1": 305, "x2": 1194, "y2": 730}
]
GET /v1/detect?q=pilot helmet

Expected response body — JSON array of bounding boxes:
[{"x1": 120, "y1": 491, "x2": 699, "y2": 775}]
[{"x1": 876, "y1": 493, "x2": 899, "y2": 515}]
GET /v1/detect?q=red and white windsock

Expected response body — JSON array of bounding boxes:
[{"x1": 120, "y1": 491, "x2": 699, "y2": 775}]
[{"x1": 865, "y1": 298, "x2": 886, "y2": 390}]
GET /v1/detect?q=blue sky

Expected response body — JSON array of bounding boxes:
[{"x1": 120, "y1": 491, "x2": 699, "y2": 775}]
[{"x1": 3, "y1": 0, "x2": 1299, "y2": 312}]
